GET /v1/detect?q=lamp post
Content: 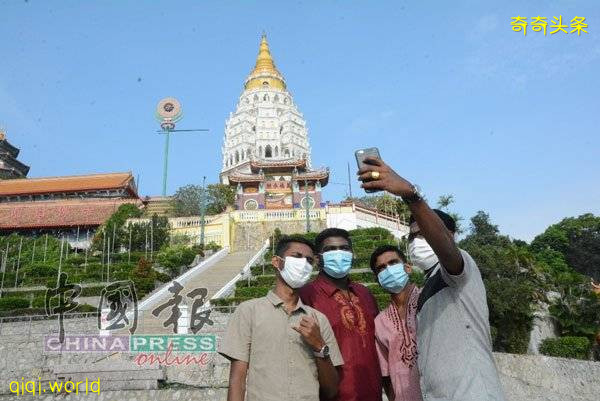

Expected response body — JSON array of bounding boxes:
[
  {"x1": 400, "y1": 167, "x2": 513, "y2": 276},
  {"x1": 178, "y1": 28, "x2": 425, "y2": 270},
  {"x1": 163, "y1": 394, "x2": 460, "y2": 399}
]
[
  {"x1": 305, "y1": 179, "x2": 310, "y2": 233},
  {"x1": 155, "y1": 97, "x2": 209, "y2": 196},
  {"x1": 199, "y1": 176, "x2": 207, "y2": 247}
]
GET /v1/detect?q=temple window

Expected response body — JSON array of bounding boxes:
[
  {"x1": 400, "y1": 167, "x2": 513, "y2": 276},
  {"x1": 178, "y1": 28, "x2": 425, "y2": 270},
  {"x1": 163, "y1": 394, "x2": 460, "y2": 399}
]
[
  {"x1": 265, "y1": 145, "x2": 273, "y2": 158},
  {"x1": 274, "y1": 146, "x2": 279, "y2": 157},
  {"x1": 235, "y1": 151, "x2": 240, "y2": 163},
  {"x1": 259, "y1": 146, "x2": 263, "y2": 156}
]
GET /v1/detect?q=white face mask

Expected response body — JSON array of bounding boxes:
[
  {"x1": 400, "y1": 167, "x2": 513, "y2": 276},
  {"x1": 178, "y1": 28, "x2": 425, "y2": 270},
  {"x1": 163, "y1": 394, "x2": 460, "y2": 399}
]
[
  {"x1": 278, "y1": 256, "x2": 313, "y2": 289},
  {"x1": 408, "y1": 236, "x2": 439, "y2": 271}
]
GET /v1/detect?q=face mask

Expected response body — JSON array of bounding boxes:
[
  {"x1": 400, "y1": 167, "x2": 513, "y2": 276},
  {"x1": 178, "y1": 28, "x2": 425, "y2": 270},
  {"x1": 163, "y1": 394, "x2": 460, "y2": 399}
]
[
  {"x1": 321, "y1": 250, "x2": 353, "y2": 278},
  {"x1": 378, "y1": 263, "x2": 409, "y2": 294},
  {"x1": 278, "y1": 256, "x2": 313, "y2": 289},
  {"x1": 408, "y1": 236, "x2": 439, "y2": 271}
]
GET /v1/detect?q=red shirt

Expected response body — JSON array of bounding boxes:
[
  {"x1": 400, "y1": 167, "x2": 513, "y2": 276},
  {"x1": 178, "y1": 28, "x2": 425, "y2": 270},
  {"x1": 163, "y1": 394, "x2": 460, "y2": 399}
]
[{"x1": 299, "y1": 274, "x2": 382, "y2": 401}]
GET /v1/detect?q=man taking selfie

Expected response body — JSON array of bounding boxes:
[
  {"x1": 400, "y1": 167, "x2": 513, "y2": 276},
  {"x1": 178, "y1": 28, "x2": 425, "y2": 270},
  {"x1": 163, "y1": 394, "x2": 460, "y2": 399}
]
[{"x1": 357, "y1": 156, "x2": 505, "y2": 401}]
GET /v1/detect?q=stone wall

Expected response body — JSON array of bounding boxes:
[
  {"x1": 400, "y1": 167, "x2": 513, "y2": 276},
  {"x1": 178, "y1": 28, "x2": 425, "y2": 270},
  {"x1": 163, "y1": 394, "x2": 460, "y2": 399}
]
[
  {"x1": 232, "y1": 219, "x2": 326, "y2": 251},
  {"x1": 1, "y1": 313, "x2": 599, "y2": 401}
]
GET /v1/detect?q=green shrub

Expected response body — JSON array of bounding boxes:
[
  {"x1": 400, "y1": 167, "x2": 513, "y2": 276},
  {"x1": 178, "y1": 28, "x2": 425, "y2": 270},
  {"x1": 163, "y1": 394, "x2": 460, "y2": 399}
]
[
  {"x1": 235, "y1": 286, "x2": 270, "y2": 298},
  {"x1": 155, "y1": 272, "x2": 172, "y2": 283},
  {"x1": 0, "y1": 297, "x2": 30, "y2": 311},
  {"x1": 409, "y1": 271, "x2": 425, "y2": 287},
  {"x1": 375, "y1": 294, "x2": 391, "y2": 310},
  {"x1": 348, "y1": 271, "x2": 377, "y2": 283},
  {"x1": 539, "y1": 336, "x2": 591, "y2": 360},
  {"x1": 32, "y1": 296, "x2": 46, "y2": 308},
  {"x1": 131, "y1": 277, "x2": 155, "y2": 298},
  {"x1": 25, "y1": 263, "x2": 58, "y2": 277},
  {"x1": 79, "y1": 286, "x2": 105, "y2": 297}
]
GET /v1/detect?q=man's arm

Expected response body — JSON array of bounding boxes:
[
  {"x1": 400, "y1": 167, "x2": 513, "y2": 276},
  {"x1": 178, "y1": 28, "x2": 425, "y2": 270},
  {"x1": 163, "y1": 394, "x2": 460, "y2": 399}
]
[
  {"x1": 358, "y1": 157, "x2": 463, "y2": 275},
  {"x1": 293, "y1": 315, "x2": 339, "y2": 398},
  {"x1": 382, "y1": 376, "x2": 395, "y2": 401},
  {"x1": 315, "y1": 355, "x2": 339, "y2": 399},
  {"x1": 227, "y1": 360, "x2": 248, "y2": 401}
]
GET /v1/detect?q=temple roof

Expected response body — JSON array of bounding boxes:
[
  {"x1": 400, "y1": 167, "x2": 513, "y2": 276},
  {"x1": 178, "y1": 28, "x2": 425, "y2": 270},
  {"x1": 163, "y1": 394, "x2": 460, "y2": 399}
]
[
  {"x1": 294, "y1": 169, "x2": 329, "y2": 180},
  {"x1": 0, "y1": 198, "x2": 141, "y2": 229},
  {"x1": 294, "y1": 169, "x2": 329, "y2": 186},
  {"x1": 249, "y1": 158, "x2": 307, "y2": 172},
  {"x1": 0, "y1": 132, "x2": 30, "y2": 178},
  {"x1": 228, "y1": 173, "x2": 264, "y2": 183},
  {"x1": 244, "y1": 34, "x2": 286, "y2": 91},
  {"x1": 229, "y1": 167, "x2": 330, "y2": 186},
  {"x1": 0, "y1": 172, "x2": 137, "y2": 197}
]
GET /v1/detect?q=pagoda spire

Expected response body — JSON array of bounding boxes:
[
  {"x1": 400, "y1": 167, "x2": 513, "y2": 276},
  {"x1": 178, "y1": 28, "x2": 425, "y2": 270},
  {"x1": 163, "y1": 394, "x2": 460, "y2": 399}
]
[{"x1": 244, "y1": 33, "x2": 286, "y2": 90}]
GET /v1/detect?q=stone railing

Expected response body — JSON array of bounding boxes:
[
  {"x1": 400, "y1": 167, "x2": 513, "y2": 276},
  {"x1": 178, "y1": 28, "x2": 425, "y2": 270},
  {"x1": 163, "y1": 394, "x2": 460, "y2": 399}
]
[
  {"x1": 209, "y1": 239, "x2": 270, "y2": 303},
  {"x1": 232, "y1": 208, "x2": 326, "y2": 222},
  {"x1": 131, "y1": 247, "x2": 229, "y2": 314}
]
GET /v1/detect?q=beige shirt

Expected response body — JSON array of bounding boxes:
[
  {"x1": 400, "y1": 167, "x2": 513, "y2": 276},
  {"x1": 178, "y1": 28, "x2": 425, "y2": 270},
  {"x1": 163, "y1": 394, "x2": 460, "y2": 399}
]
[{"x1": 219, "y1": 290, "x2": 344, "y2": 401}]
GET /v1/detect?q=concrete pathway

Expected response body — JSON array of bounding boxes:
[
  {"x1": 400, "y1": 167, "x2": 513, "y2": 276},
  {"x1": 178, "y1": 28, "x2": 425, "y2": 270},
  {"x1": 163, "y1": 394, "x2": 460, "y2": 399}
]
[{"x1": 130, "y1": 250, "x2": 256, "y2": 334}]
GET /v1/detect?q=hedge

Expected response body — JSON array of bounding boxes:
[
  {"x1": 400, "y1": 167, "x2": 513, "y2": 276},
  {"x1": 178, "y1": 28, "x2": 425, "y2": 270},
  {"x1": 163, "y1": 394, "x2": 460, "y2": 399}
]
[
  {"x1": 539, "y1": 336, "x2": 591, "y2": 360},
  {"x1": 235, "y1": 286, "x2": 270, "y2": 298},
  {"x1": 0, "y1": 297, "x2": 30, "y2": 311}
]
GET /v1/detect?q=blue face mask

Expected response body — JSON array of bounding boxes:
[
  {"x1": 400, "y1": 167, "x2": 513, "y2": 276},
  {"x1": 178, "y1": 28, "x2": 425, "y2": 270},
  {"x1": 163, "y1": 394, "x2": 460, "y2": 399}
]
[
  {"x1": 322, "y1": 250, "x2": 353, "y2": 278},
  {"x1": 377, "y1": 263, "x2": 409, "y2": 294}
]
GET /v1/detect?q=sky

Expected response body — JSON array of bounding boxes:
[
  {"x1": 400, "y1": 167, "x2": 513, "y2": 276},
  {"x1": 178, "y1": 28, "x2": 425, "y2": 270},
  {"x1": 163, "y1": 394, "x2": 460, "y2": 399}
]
[{"x1": 1, "y1": 0, "x2": 599, "y2": 241}]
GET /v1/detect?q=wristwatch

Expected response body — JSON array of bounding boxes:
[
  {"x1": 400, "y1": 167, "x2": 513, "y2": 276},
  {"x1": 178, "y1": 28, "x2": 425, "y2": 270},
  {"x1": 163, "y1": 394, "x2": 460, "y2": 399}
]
[
  {"x1": 313, "y1": 344, "x2": 330, "y2": 358},
  {"x1": 403, "y1": 184, "x2": 424, "y2": 204}
]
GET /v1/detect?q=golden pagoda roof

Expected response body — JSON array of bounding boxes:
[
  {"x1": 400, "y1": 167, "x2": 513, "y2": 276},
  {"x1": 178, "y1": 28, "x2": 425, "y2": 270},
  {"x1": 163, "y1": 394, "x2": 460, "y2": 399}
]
[{"x1": 244, "y1": 34, "x2": 286, "y2": 91}]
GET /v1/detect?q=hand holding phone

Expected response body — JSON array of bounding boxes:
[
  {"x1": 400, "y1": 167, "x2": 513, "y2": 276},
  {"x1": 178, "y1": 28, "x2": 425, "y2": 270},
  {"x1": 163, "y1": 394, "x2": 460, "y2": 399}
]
[{"x1": 355, "y1": 147, "x2": 381, "y2": 193}]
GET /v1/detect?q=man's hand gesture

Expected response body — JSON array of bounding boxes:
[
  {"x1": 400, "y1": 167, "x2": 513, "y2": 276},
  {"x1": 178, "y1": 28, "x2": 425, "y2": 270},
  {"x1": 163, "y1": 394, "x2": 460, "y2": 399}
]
[
  {"x1": 357, "y1": 157, "x2": 415, "y2": 198},
  {"x1": 293, "y1": 315, "x2": 325, "y2": 352}
]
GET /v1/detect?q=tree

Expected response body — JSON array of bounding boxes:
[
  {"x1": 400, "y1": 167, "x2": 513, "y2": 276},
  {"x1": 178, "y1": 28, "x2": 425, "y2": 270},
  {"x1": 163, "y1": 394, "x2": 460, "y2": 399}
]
[
  {"x1": 172, "y1": 183, "x2": 235, "y2": 217},
  {"x1": 549, "y1": 273, "x2": 600, "y2": 339},
  {"x1": 436, "y1": 194, "x2": 463, "y2": 234},
  {"x1": 436, "y1": 194, "x2": 455, "y2": 211},
  {"x1": 531, "y1": 214, "x2": 600, "y2": 281},
  {"x1": 346, "y1": 194, "x2": 410, "y2": 221},
  {"x1": 206, "y1": 184, "x2": 236, "y2": 215},
  {"x1": 460, "y1": 211, "x2": 538, "y2": 353},
  {"x1": 463, "y1": 211, "x2": 508, "y2": 247},
  {"x1": 91, "y1": 204, "x2": 142, "y2": 251}
]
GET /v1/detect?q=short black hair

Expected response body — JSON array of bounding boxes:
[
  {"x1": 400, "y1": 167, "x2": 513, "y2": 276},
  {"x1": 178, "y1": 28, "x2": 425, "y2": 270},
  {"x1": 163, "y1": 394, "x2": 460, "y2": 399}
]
[
  {"x1": 409, "y1": 209, "x2": 456, "y2": 233},
  {"x1": 370, "y1": 245, "x2": 406, "y2": 272},
  {"x1": 314, "y1": 228, "x2": 352, "y2": 253},
  {"x1": 275, "y1": 235, "x2": 315, "y2": 257}
]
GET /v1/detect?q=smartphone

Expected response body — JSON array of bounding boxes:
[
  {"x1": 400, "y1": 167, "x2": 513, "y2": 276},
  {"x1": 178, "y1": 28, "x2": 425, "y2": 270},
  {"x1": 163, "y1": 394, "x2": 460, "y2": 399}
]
[{"x1": 355, "y1": 147, "x2": 381, "y2": 193}]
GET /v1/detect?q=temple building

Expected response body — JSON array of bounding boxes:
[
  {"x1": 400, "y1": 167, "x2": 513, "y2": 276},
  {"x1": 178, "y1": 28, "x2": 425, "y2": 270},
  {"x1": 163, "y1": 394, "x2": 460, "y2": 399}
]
[
  {"x1": 220, "y1": 35, "x2": 329, "y2": 210},
  {"x1": 0, "y1": 129, "x2": 29, "y2": 179},
  {"x1": 0, "y1": 172, "x2": 141, "y2": 246}
]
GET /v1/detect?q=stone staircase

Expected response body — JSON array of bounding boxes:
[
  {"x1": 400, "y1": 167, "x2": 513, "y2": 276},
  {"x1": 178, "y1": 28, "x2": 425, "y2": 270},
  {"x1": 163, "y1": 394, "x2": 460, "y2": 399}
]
[{"x1": 131, "y1": 250, "x2": 257, "y2": 334}]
